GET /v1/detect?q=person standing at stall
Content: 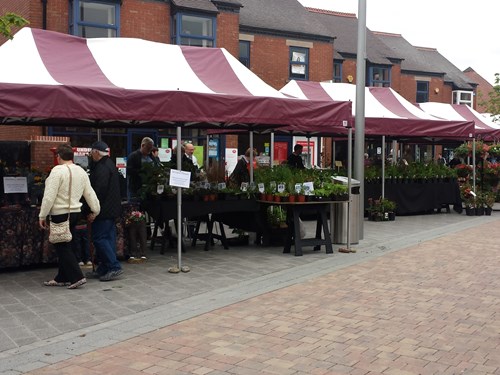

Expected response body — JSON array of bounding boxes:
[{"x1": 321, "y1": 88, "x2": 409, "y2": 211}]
[
  {"x1": 184, "y1": 142, "x2": 199, "y2": 168},
  {"x1": 126, "y1": 137, "x2": 155, "y2": 199},
  {"x1": 87, "y1": 141, "x2": 123, "y2": 282},
  {"x1": 229, "y1": 148, "x2": 257, "y2": 188},
  {"x1": 39, "y1": 144, "x2": 100, "y2": 289},
  {"x1": 287, "y1": 144, "x2": 305, "y2": 169}
]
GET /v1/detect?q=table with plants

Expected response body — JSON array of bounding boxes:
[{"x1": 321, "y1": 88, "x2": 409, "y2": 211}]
[{"x1": 365, "y1": 161, "x2": 461, "y2": 215}]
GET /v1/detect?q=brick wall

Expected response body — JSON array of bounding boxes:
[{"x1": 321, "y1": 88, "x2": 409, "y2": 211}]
[
  {"x1": 249, "y1": 35, "x2": 333, "y2": 90},
  {"x1": 216, "y1": 11, "x2": 239, "y2": 57},
  {"x1": 121, "y1": 0, "x2": 170, "y2": 42},
  {"x1": 30, "y1": 136, "x2": 70, "y2": 171},
  {"x1": 0, "y1": 126, "x2": 43, "y2": 140}
]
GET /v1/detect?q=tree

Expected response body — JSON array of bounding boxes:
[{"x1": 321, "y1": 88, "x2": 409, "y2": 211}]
[
  {"x1": 0, "y1": 13, "x2": 29, "y2": 39},
  {"x1": 482, "y1": 73, "x2": 500, "y2": 123}
]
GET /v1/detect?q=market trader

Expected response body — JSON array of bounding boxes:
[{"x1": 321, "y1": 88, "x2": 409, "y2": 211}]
[
  {"x1": 126, "y1": 137, "x2": 155, "y2": 199},
  {"x1": 287, "y1": 144, "x2": 305, "y2": 169}
]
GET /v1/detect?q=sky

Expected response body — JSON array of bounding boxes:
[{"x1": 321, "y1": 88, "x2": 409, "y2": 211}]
[{"x1": 297, "y1": 0, "x2": 500, "y2": 85}]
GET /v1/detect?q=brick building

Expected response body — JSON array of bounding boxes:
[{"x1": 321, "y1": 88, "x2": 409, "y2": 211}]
[{"x1": 0, "y1": 0, "x2": 484, "y2": 169}]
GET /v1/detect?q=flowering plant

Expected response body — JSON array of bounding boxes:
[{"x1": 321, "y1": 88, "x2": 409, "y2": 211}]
[
  {"x1": 455, "y1": 164, "x2": 472, "y2": 178},
  {"x1": 460, "y1": 185, "x2": 476, "y2": 208},
  {"x1": 125, "y1": 211, "x2": 147, "y2": 225}
]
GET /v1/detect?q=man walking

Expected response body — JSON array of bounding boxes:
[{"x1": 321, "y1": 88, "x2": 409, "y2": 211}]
[{"x1": 87, "y1": 141, "x2": 123, "y2": 282}]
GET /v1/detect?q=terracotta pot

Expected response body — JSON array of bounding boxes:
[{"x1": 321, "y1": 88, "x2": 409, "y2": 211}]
[
  {"x1": 297, "y1": 195, "x2": 306, "y2": 203},
  {"x1": 288, "y1": 195, "x2": 296, "y2": 203}
]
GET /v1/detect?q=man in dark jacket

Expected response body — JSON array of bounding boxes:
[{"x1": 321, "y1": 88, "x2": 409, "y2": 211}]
[
  {"x1": 126, "y1": 137, "x2": 154, "y2": 199},
  {"x1": 287, "y1": 144, "x2": 305, "y2": 169},
  {"x1": 87, "y1": 141, "x2": 123, "y2": 282}
]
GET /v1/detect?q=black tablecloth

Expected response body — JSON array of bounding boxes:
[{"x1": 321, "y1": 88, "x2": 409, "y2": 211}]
[
  {"x1": 0, "y1": 203, "x2": 136, "y2": 270},
  {"x1": 365, "y1": 180, "x2": 462, "y2": 215}
]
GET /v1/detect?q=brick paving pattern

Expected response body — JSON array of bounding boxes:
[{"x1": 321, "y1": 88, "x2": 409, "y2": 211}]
[{"x1": 24, "y1": 220, "x2": 500, "y2": 375}]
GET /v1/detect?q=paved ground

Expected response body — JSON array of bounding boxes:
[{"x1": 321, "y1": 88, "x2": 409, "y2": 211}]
[{"x1": 1, "y1": 210, "x2": 499, "y2": 374}]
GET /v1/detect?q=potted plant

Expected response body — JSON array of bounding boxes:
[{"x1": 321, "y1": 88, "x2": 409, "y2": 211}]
[
  {"x1": 483, "y1": 191, "x2": 495, "y2": 215},
  {"x1": 460, "y1": 184, "x2": 476, "y2": 216}
]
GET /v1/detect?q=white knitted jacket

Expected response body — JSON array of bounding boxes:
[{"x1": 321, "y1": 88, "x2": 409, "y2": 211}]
[{"x1": 39, "y1": 164, "x2": 100, "y2": 218}]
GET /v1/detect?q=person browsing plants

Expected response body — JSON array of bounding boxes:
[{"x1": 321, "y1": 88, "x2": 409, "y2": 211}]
[
  {"x1": 39, "y1": 144, "x2": 100, "y2": 290},
  {"x1": 86, "y1": 141, "x2": 124, "y2": 282}
]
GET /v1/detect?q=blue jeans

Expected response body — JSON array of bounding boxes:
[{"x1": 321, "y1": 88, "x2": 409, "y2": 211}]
[{"x1": 91, "y1": 219, "x2": 122, "y2": 276}]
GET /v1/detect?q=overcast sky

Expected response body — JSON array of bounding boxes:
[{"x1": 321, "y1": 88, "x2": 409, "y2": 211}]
[{"x1": 298, "y1": 0, "x2": 500, "y2": 85}]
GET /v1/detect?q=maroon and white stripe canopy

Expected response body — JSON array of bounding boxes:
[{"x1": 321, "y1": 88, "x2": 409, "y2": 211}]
[
  {"x1": 418, "y1": 102, "x2": 500, "y2": 141},
  {"x1": 0, "y1": 28, "x2": 351, "y2": 130},
  {"x1": 280, "y1": 80, "x2": 474, "y2": 139}
]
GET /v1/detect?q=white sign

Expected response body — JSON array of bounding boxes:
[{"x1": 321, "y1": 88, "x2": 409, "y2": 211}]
[
  {"x1": 159, "y1": 148, "x2": 171, "y2": 162},
  {"x1": 116, "y1": 157, "x2": 126, "y2": 178},
  {"x1": 169, "y1": 169, "x2": 191, "y2": 188},
  {"x1": 303, "y1": 181, "x2": 314, "y2": 193},
  {"x1": 225, "y1": 148, "x2": 238, "y2": 175},
  {"x1": 3, "y1": 177, "x2": 28, "y2": 194}
]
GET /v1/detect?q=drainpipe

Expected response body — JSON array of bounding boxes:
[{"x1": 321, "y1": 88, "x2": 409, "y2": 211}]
[{"x1": 41, "y1": 0, "x2": 48, "y2": 30}]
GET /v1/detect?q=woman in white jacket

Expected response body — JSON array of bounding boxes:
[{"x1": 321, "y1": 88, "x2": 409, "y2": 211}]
[{"x1": 39, "y1": 144, "x2": 100, "y2": 289}]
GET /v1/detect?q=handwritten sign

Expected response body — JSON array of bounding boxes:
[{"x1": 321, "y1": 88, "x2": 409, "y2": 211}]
[{"x1": 169, "y1": 169, "x2": 191, "y2": 188}]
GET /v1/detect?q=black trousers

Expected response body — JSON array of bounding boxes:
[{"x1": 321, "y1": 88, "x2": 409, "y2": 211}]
[{"x1": 51, "y1": 213, "x2": 84, "y2": 284}]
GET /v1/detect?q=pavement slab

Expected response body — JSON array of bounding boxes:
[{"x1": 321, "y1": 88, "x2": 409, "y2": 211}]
[{"x1": 0, "y1": 211, "x2": 499, "y2": 374}]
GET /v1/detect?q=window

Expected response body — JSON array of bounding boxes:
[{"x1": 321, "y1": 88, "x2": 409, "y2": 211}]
[
  {"x1": 172, "y1": 13, "x2": 216, "y2": 47},
  {"x1": 239, "y1": 41, "x2": 250, "y2": 68},
  {"x1": 289, "y1": 47, "x2": 309, "y2": 80},
  {"x1": 416, "y1": 81, "x2": 429, "y2": 103},
  {"x1": 333, "y1": 62, "x2": 342, "y2": 83},
  {"x1": 69, "y1": 0, "x2": 120, "y2": 38},
  {"x1": 368, "y1": 66, "x2": 390, "y2": 87},
  {"x1": 453, "y1": 90, "x2": 474, "y2": 107}
]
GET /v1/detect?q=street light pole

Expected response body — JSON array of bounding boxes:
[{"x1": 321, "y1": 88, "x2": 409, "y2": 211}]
[{"x1": 354, "y1": 0, "x2": 367, "y2": 240}]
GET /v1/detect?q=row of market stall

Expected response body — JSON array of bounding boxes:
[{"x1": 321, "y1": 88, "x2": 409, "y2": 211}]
[{"x1": 1, "y1": 28, "x2": 499, "y2": 269}]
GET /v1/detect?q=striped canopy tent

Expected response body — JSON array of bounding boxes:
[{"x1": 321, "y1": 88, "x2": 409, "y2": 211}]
[
  {"x1": 418, "y1": 102, "x2": 500, "y2": 141},
  {"x1": 0, "y1": 28, "x2": 352, "y2": 130},
  {"x1": 280, "y1": 81, "x2": 474, "y2": 139}
]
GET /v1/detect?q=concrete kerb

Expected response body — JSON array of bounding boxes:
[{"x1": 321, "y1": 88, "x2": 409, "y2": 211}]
[{"x1": 0, "y1": 214, "x2": 497, "y2": 374}]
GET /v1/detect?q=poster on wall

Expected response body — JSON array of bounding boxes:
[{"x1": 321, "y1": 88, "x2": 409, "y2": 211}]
[
  {"x1": 293, "y1": 136, "x2": 317, "y2": 167},
  {"x1": 273, "y1": 142, "x2": 289, "y2": 165},
  {"x1": 208, "y1": 139, "x2": 219, "y2": 158},
  {"x1": 225, "y1": 148, "x2": 238, "y2": 175},
  {"x1": 158, "y1": 148, "x2": 171, "y2": 162},
  {"x1": 116, "y1": 157, "x2": 126, "y2": 178}
]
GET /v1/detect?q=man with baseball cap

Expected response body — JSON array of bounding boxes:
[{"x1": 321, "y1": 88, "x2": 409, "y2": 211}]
[{"x1": 86, "y1": 141, "x2": 123, "y2": 282}]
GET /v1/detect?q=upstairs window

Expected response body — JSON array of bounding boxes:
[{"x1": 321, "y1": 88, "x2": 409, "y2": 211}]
[
  {"x1": 172, "y1": 13, "x2": 216, "y2": 47},
  {"x1": 416, "y1": 81, "x2": 429, "y2": 103},
  {"x1": 368, "y1": 66, "x2": 390, "y2": 87},
  {"x1": 239, "y1": 41, "x2": 250, "y2": 68},
  {"x1": 69, "y1": 0, "x2": 120, "y2": 38},
  {"x1": 453, "y1": 90, "x2": 473, "y2": 107},
  {"x1": 289, "y1": 47, "x2": 309, "y2": 80},
  {"x1": 333, "y1": 62, "x2": 342, "y2": 83}
]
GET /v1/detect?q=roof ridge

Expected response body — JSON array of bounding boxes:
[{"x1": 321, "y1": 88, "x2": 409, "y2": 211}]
[
  {"x1": 372, "y1": 31, "x2": 401, "y2": 37},
  {"x1": 416, "y1": 46, "x2": 438, "y2": 52},
  {"x1": 305, "y1": 7, "x2": 357, "y2": 18}
]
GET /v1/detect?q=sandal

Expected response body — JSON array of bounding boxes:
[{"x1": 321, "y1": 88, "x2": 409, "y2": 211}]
[
  {"x1": 43, "y1": 280, "x2": 69, "y2": 287},
  {"x1": 67, "y1": 278, "x2": 87, "y2": 289}
]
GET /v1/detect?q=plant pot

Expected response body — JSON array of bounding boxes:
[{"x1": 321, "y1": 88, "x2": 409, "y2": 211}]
[
  {"x1": 273, "y1": 195, "x2": 281, "y2": 203},
  {"x1": 296, "y1": 195, "x2": 306, "y2": 203},
  {"x1": 485, "y1": 207, "x2": 493, "y2": 216},
  {"x1": 388, "y1": 212, "x2": 396, "y2": 221},
  {"x1": 465, "y1": 207, "x2": 475, "y2": 216},
  {"x1": 288, "y1": 195, "x2": 296, "y2": 203},
  {"x1": 475, "y1": 207, "x2": 485, "y2": 216}
]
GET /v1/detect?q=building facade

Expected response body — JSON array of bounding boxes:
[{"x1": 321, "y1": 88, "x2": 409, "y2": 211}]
[{"x1": 0, "y1": 0, "x2": 483, "y2": 167}]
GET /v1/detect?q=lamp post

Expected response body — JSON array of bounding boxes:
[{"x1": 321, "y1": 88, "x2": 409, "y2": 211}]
[{"x1": 354, "y1": 0, "x2": 367, "y2": 240}]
